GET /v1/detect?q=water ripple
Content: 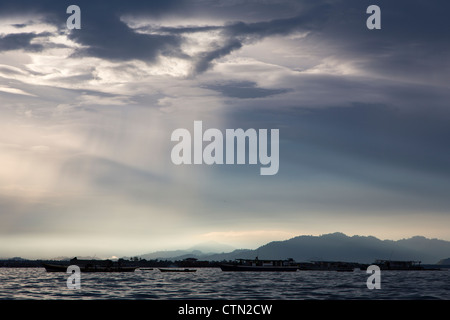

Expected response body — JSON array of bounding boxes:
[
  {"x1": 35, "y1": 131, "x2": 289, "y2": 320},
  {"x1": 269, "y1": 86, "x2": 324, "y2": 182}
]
[{"x1": 0, "y1": 268, "x2": 449, "y2": 300}]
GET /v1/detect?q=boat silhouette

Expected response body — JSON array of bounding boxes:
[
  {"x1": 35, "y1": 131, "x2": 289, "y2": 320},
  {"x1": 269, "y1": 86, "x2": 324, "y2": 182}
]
[
  {"x1": 220, "y1": 258, "x2": 298, "y2": 272},
  {"x1": 297, "y1": 261, "x2": 366, "y2": 272},
  {"x1": 373, "y1": 259, "x2": 426, "y2": 270},
  {"x1": 42, "y1": 263, "x2": 137, "y2": 273},
  {"x1": 42, "y1": 257, "x2": 137, "y2": 273},
  {"x1": 158, "y1": 268, "x2": 196, "y2": 272}
]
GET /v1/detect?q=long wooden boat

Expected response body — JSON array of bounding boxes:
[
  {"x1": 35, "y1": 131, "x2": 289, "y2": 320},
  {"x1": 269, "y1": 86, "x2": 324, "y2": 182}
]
[
  {"x1": 42, "y1": 263, "x2": 137, "y2": 273},
  {"x1": 298, "y1": 261, "x2": 365, "y2": 272},
  {"x1": 158, "y1": 268, "x2": 196, "y2": 273},
  {"x1": 373, "y1": 260, "x2": 425, "y2": 270},
  {"x1": 220, "y1": 258, "x2": 298, "y2": 272}
]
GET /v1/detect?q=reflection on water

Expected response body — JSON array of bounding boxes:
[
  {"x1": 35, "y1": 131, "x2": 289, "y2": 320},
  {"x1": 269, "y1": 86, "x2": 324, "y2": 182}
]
[{"x1": 0, "y1": 268, "x2": 449, "y2": 300}]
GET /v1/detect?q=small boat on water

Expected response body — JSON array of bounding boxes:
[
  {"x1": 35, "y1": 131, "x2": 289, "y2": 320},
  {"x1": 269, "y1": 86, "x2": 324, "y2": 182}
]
[
  {"x1": 159, "y1": 268, "x2": 196, "y2": 273},
  {"x1": 220, "y1": 258, "x2": 299, "y2": 272}
]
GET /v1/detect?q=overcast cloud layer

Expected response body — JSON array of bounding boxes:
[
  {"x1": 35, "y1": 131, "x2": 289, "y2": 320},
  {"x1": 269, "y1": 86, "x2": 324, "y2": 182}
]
[{"x1": 1, "y1": 0, "x2": 450, "y2": 258}]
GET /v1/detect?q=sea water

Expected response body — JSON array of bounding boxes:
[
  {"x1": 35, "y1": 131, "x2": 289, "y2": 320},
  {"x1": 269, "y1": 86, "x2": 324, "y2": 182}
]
[{"x1": 0, "y1": 268, "x2": 449, "y2": 300}]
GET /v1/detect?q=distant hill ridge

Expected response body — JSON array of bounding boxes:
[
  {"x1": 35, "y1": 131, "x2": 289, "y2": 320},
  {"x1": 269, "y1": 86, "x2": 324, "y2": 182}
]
[
  {"x1": 138, "y1": 232, "x2": 450, "y2": 264},
  {"x1": 437, "y1": 258, "x2": 450, "y2": 265}
]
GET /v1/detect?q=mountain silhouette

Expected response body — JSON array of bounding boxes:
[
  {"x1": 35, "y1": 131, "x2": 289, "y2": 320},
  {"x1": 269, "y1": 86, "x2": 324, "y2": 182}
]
[
  {"x1": 251, "y1": 233, "x2": 450, "y2": 263},
  {"x1": 437, "y1": 258, "x2": 450, "y2": 265},
  {"x1": 138, "y1": 241, "x2": 236, "y2": 260},
  {"x1": 138, "y1": 232, "x2": 450, "y2": 264}
]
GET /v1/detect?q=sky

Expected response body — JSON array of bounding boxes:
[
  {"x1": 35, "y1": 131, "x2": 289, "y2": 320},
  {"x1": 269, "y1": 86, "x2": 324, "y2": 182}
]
[{"x1": 1, "y1": 0, "x2": 450, "y2": 259}]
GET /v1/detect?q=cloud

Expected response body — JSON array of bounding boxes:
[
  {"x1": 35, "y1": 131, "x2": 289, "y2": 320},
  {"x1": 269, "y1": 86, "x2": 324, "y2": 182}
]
[
  {"x1": 0, "y1": 32, "x2": 51, "y2": 52},
  {"x1": 205, "y1": 81, "x2": 289, "y2": 99},
  {"x1": 192, "y1": 39, "x2": 242, "y2": 74},
  {"x1": 0, "y1": 85, "x2": 36, "y2": 96},
  {"x1": 0, "y1": 1, "x2": 316, "y2": 74},
  {"x1": 1, "y1": 0, "x2": 450, "y2": 258},
  {"x1": 68, "y1": 16, "x2": 184, "y2": 63},
  {"x1": 198, "y1": 230, "x2": 297, "y2": 248}
]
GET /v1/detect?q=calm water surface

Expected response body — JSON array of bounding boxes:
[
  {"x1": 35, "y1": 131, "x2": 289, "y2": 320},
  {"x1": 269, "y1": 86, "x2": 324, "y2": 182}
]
[{"x1": 1, "y1": 268, "x2": 449, "y2": 300}]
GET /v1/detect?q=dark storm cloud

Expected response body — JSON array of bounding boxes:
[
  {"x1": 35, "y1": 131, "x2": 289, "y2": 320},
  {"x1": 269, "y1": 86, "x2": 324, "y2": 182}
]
[
  {"x1": 153, "y1": 13, "x2": 316, "y2": 38},
  {"x1": 150, "y1": 25, "x2": 223, "y2": 35},
  {"x1": 0, "y1": 32, "x2": 51, "y2": 52},
  {"x1": 0, "y1": 0, "x2": 188, "y2": 61},
  {"x1": 150, "y1": 0, "x2": 450, "y2": 79},
  {"x1": 67, "y1": 15, "x2": 183, "y2": 62},
  {"x1": 68, "y1": 8, "x2": 315, "y2": 71},
  {"x1": 187, "y1": 13, "x2": 317, "y2": 73},
  {"x1": 1, "y1": 0, "x2": 450, "y2": 78},
  {"x1": 11, "y1": 23, "x2": 27, "y2": 28},
  {"x1": 205, "y1": 81, "x2": 290, "y2": 99},
  {"x1": 0, "y1": 0, "x2": 185, "y2": 19},
  {"x1": 194, "y1": 39, "x2": 243, "y2": 74},
  {"x1": 1, "y1": 0, "x2": 449, "y2": 179},
  {"x1": 223, "y1": 13, "x2": 316, "y2": 38},
  {"x1": 307, "y1": 0, "x2": 450, "y2": 82},
  {"x1": 0, "y1": 0, "x2": 314, "y2": 71}
]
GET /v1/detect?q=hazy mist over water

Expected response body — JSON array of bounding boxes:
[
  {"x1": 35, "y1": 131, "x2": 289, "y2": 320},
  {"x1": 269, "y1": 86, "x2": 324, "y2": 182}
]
[{"x1": 1, "y1": 268, "x2": 449, "y2": 300}]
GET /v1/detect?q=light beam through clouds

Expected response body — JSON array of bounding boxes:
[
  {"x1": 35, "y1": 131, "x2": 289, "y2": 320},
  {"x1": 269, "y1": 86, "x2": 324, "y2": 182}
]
[{"x1": 0, "y1": 0, "x2": 450, "y2": 258}]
